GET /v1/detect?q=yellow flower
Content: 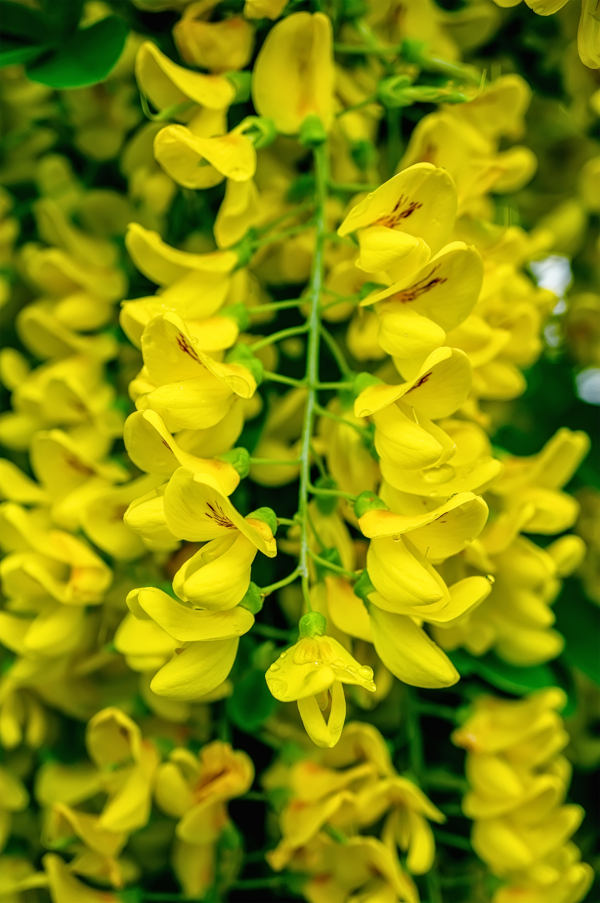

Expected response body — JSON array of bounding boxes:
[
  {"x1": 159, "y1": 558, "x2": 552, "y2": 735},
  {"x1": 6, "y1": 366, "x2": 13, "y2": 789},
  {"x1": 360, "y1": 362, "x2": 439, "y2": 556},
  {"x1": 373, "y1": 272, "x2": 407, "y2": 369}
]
[
  {"x1": 244, "y1": 0, "x2": 287, "y2": 18},
  {"x1": 215, "y1": 178, "x2": 263, "y2": 248},
  {"x1": 155, "y1": 741, "x2": 253, "y2": 843},
  {"x1": 0, "y1": 764, "x2": 28, "y2": 851},
  {"x1": 362, "y1": 241, "x2": 484, "y2": 374},
  {"x1": 338, "y1": 163, "x2": 457, "y2": 281},
  {"x1": 153, "y1": 123, "x2": 257, "y2": 189},
  {"x1": 163, "y1": 466, "x2": 277, "y2": 556},
  {"x1": 265, "y1": 613, "x2": 376, "y2": 747},
  {"x1": 125, "y1": 222, "x2": 237, "y2": 287},
  {"x1": 132, "y1": 312, "x2": 257, "y2": 431},
  {"x1": 123, "y1": 409, "x2": 240, "y2": 496},
  {"x1": 127, "y1": 585, "x2": 255, "y2": 699},
  {"x1": 43, "y1": 854, "x2": 120, "y2": 903},
  {"x1": 172, "y1": 533, "x2": 258, "y2": 609},
  {"x1": 490, "y1": 428, "x2": 590, "y2": 535},
  {"x1": 354, "y1": 347, "x2": 472, "y2": 472},
  {"x1": 135, "y1": 41, "x2": 236, "y2": 121},
  {"x1": 174, "y1": 5, "x2": 254, "y2": 72},
  {"x1": 301, "y1": 835, "x2": 418, "y2": 903},
  {"x1": 251, "y1": 12, "x2": 335, "y2": 135},
  {"x1": 86, "y1": 708, "x2": 159, "y2": 834}
]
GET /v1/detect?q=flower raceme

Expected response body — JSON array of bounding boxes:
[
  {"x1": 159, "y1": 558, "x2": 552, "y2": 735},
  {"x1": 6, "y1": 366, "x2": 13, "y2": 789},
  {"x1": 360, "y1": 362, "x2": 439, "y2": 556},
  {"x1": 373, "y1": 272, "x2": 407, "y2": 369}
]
[
  {"x1": 453, "y1": 690, "x2": 593, "y2": 903},
  {"x1": 0, "y1": 9, "x2": 594, "y2": 903},
  {"x1": 266, "y1": 613, "x2": 376, "y2": 748}
]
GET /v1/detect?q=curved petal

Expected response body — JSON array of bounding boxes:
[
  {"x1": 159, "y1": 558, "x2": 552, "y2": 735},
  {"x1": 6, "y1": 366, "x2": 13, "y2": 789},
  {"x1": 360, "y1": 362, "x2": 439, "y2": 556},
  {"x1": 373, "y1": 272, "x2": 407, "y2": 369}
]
[
  {"x1": 370, "y1": 607, "x2": 459, "y2": 688},
  {"x1": 151, "y1": 638, "x2": 239, "y2": 699}
]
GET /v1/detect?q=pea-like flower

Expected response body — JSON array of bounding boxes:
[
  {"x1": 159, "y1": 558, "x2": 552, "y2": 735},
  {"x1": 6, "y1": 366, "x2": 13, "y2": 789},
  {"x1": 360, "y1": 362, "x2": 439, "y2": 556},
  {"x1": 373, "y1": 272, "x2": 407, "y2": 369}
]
[{"x1": 265, "y1": 613, "x2": 376, "y2": 748}]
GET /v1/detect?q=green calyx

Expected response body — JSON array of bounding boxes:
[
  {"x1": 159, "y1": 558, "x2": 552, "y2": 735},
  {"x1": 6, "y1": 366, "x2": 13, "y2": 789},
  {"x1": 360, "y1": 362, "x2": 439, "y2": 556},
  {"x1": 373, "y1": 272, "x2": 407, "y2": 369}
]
[
  {"x1": 220, "y1": 447, "x2": 250, "y2": 479},
  {"x1": 298, "y1": 610, "x2": 327, "y2": 638},
  {"x1": 354, "y1": 490, "x2": 387, "y2": 519},
  {"x1": 353, "y1": 570, "x2": 374, "y2": 606},
  {"x1": 239, "y1": 582, "x2": 264, "y2": 615},
  {"x1": 353, "y1": 371, "x2": 382, "y2": 396},
  {"x1": 225, "y1": 344, "x2": 264, "y2": 385},
  {"x1": 299, "y1": 114, "x2": 327, "y2": 148},
  {"x1": 248, "y1": 506, "x2": 278, "y2": 537}
]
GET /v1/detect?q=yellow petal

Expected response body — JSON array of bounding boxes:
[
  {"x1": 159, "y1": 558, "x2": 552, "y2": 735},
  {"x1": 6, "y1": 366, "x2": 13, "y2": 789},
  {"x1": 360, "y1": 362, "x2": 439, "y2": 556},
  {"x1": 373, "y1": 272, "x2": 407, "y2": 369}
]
[
  {"x1": 154, "y1": 126, "x2": 256, "y2": 189},
  {"x1": 367, "y1": 536, "x2": 448, "y2": 608},
  {"x1": 114, "y1": 612, "x2": 177, "y2": 670},
  {"x1": 360, "y1": 491, "x2": 488, "y2": 559},
  {"x1": 123, "y1": 410, "x2": 239, "y2": 495},
  {"x1": 370, "y1": 607, "x2": 459, "y2": 688},
  {"x1": 373, "y1": 406, "x2": 454, "y2": 471},
  {"x1": 251, "y1": 12, "x2": 334, "y2": 135},
  {"x1": 126, "y1": 223, "x2": 237, "y2": 286},
  {"x1": 43, "y1": 854, "x2": 119, "y2": 903},
  {"x1": 425, "y1": 576, "x2": 492, "y2": 625},
  {"x1": 325, "y1": 577, "x2": 373, "y2": 642},
  {"x1": 579, "y1": 0, "x2": 600, "y2": 68},
  {"x1": 338, "y1": 163, "x2": 457, "y2": 254},
  {"x1": 297, "y1": 681, "x2": 347, "y2": 748},
  {"x1": 164, "y1": 469, "x2": 277, "y2": 556},
  {"x1": 172, "y1": 534, "x2": 256, "y2": 609},
  {"x1": 135, "y1": 41, "x2": 235, "y2": 117},
  {"x1": 99, "y1": 743, "x2": 159, "y2": 833},
  {"x1": 356, "y1": 347, "x2": 472, "y2": 420},
  {"x1": 150, "y1": 637, "x2": 240, "y2": 699},
  {"x1": 355, "y1": 227, "x2": 431, "y2": 281},
  {"x1": 215, "y1": 179, "x2": 262, "y2": 249},
  {"x1": 127, "y1": 587, "x2": 254, "y2": 642},
  {"x1": 86, "y1": 707, "x2": 142, "y2": 769},
  {"x1": 266, "y1": 634, "x2": 375, "y2": 702}
]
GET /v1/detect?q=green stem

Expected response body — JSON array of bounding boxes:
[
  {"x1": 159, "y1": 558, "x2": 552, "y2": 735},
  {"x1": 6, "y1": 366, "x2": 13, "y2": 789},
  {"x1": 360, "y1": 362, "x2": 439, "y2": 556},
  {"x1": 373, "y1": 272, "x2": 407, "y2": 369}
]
[
  {"x1": 333, "y1": 41, "x2": 397, "y2": 57},
  {"x1": 277, "y1": 517, "x2": 296, "y2": 527},
  {"x1": 416, "y1": 701, "x2": 459, "y2": 723},
  {"x1": 310, "y1": 443, "x2": 327, "y2": 478},
  {"x1": 426, "y1": 869, "x2": 444, "y2": 903},
  {"x1": 263, "y1": 371, "x2": 306, "y2": 388},
  {"x1": 406, "y1": 688, "x2": 425, "y2": 779},
  {"x1": 308, "y1": 550, "x2": 358, "y2": 578},
  {"x1": 254, "y1": 200, "x2": 314, "y2": 237},
  {"x1": 249, "y1": 324, "x2": 308, "y2": 352},
  {"x1": 250, "y1": 298, "x2": 305, "y2": 314},
  {"x1": 319, "y1": 325, "x2": 354, "y2": 377},
  {"x1": 419, "y1": 55, "x2": 480, "y2": 85},
  {"x1": 298, "y1": 139, "x2": 329, "y2": 612},
  {"x1": 260, "y1": 568, "x2": 301, "y2": 597},
  {"x1": 314, "y1": 403, "x2": 367, "y2": 436},
  {"x1": 334, "y1": 97, "x2": 378, "y2": 117},
  {"x1": 433, "y1": 830, "x2": 472, "y2": 852},
  {"x1": 316, "y1": 380, "x2": 354, "y2": 390},
  {"x1": 251, "y1": 221, "x2": 314, "y2": 249},
  {"x1": 308, "y1": 482, "x2": 356, "y2": 502}
]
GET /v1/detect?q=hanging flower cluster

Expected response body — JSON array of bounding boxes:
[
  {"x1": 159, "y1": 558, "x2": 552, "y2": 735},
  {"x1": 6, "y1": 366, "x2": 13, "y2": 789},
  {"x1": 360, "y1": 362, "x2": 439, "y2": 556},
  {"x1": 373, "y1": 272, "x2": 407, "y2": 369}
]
[
  {"x1": 264, "y1": 721, "x2": 444, "y2": 902},
  {"x1": 453, "y1": 689, "x2": 594, "y2": 903},
  {"x1": 0, "y1": 1, "x2": 597, "y2": 902}
]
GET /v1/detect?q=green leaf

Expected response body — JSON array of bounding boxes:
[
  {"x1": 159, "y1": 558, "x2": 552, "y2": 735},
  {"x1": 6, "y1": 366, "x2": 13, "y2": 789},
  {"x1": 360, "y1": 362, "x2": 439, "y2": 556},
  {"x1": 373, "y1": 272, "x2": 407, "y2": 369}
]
[
  {"x1": 226, "y1": 668, "x2": 277, "y2": 732},
  {"x1": 26, "y1": 15, "x2": 128, "y2": 89},
  {"x1": 0, "y1": 39, "x2": 49, "y2": 67},
  {"x1": 0, "y1": 2, "x2": 49, "y2": 41},
  {"x1": 41, "y1": 0, "x2": 84, "y2": 36},
  {"x1": 555, "y1": 582, "x2": 600, "y2": 686},
  {"x1": 450, "y1": 650, "x2": 556, "y2": 696}
]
